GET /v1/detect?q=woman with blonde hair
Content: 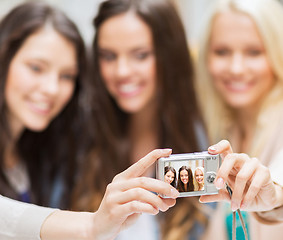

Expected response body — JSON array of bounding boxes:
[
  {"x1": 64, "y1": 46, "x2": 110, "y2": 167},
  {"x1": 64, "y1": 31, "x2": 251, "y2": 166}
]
[
  {"x1": 195, "y1": 0, "x2": 283, "y2": 239},
  {"x1": 194, "y1": 166, "x2": 204, "y2": 191}
]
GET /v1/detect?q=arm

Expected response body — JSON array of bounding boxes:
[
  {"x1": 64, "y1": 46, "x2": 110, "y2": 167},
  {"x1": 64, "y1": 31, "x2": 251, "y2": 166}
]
[
  {"x1": 0, "y1": 195, "x2": 56, "y2": 240},
  {"x1": 199, "y1": 140, "x2": 283, "y2": 214},
  {"x1": 2, "y1": 149, "x2": 179, "y2": 240}
]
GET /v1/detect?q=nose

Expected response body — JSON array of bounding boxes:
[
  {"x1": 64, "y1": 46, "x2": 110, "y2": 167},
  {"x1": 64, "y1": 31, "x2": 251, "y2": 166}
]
[
  {"x1": 116, "y1": 57, "x2": 132, "y2": 78},
  {"x1": 229, "y1": 53, "x2": 245, "y2": 75},
  {"x1": 41, "y1": 73, "x2": 59, "y2": 96}
]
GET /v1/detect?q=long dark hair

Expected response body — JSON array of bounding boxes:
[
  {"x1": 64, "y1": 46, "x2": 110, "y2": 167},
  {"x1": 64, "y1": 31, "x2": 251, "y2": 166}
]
[
  {"x1": 164, "y1": 166, "x2": 177, "y2": 188},
  {"x1": 177, "y1": 166, "x2": 194, "y2": 192},
  {"x1": 73, "y1": 0, "x2": 208, "y2": 238},
  {"x1": 0, "y1": 1, "x2": 88, "y2": 208}
]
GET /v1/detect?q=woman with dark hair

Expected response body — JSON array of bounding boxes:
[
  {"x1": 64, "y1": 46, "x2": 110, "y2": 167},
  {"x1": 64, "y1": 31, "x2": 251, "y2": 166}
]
[
  {"x1": 72, "y1": 0, "x2": 210, "y2": 239},
  {"x1": 164, "y1": 166, "x2": 176, "y2": 188},
  {"x1": 0, "y1": 0, "x2": 88, "y2": 209},
  {"x1": 177, "y1": 166, "x2": 194, "y2": 192},
  {"x1": 0, "y1": 2, "x2": 178, "y2": 239}
]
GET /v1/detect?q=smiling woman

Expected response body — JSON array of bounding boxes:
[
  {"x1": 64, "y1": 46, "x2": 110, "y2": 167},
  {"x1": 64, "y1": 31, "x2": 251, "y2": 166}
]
[
  {"x1": 5, "y1": 26, "x2": 77, "y2": 133},
  {"x1": 97, "y1": 11, "x2": 157, "y2": 114},
  {"x1": 0, "y1": 2, "x2": 180, "y2": 240},
  {"x1": 0, "y1": 0, "x2": 87, "y2": 208},
  {"x1": 195, "y1": 0, "x2": 283, "y2": 239},
  {"x1": 72, "y1": 0, "x2": 209, "y2": 239}
]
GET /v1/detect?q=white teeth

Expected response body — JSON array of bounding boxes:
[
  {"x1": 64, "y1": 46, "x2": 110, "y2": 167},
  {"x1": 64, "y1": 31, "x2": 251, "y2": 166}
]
[
  {"x1": 32, "y1": 102, "x2": 50, "y2": 111},
  {"x1": 119, "y1": 83, "x2": 139, "y2": 94},
  {"x1": 229, "y1": 82, "x2": 248, "y2": 90}
]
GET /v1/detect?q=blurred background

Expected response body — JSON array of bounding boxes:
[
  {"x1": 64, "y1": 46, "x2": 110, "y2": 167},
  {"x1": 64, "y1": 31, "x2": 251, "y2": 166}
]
[
  {"x1": 2, "y1": 0, "x2": 283, "y2": 51},
  {"x1": 0, "y1": 0, "x2": 213, "y2": 47}
]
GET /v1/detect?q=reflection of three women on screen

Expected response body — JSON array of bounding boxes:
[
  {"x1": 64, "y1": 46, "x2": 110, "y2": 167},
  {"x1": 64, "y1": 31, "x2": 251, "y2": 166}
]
[{"x1": 164, "y1": 165, "x2": 204, "y2": 192}]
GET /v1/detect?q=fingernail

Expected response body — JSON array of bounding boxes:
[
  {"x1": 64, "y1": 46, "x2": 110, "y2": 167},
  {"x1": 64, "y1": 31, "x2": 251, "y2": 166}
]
[
  {"x1": 208, "y1": 146, "x2": 217, "y2": 151},
  {"x1": 199, "y1": 198, "x2": 203, "y2": 203},
  {"x1": 162, "y1": 149, "x2": 172, "y2": 154},
  {"x1": 170, "y1": 188, "x2": 179, "y2": 198},
  {"x1": 215, "y1": 177, "x2": 225, "y2": 189},
  {"x1": 231, "y1": 201, "x2": 238, "y2": 212}
]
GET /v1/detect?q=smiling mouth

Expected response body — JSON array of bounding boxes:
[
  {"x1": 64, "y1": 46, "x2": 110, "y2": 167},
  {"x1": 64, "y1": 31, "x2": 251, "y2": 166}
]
[
  {"x1": 29, "y1": 101, "x2": 52, "y2": 114},
  {"x1": 118, "y1": 82, "x2": 142, "y2": 97},
  {"x1": 225, "y1": 81, "x2": 251, "y2": 92}
]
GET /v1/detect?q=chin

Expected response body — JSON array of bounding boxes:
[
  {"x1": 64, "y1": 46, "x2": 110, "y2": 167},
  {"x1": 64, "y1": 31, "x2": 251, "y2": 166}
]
[
  {"x1": 26, "y1": 122, "x2": 49, "y2": 132},
  {"x1": 118, "y1": 104, "x2": 144, "y2": 114}
]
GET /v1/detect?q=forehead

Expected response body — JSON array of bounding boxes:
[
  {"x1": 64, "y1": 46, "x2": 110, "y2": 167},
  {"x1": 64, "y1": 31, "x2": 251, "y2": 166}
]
[
  {"x1": 180, "y1": 169, "x2": 188, "y2": 174},
  {"x1": 98, "y1": 11, "x2": 153, "y2": 50},
  {"x1": 210, "y1": 10, "x2": 263, "y2": 47},
  {"x1": 15, "y1": 26, "x2": 77, "y2": 67}
]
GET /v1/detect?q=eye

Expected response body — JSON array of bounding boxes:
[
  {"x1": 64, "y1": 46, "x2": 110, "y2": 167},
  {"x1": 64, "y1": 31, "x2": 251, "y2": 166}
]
[
  {"x1": 246, "y1": 49, "x2": 262, "y2": 56},
  {"x1": 133, "y1": 51, "x2": 152, "y2": 60},
  {"x1": 213, "y1": 48, "x2": 230, "y2": 56},
  {"x1": 98, "y1": 51, "x2": 116, "y2": 62},
  {"x1": 60, "y1": 73, "x2": 77, "y2": 81},
  {"x1": 29, "y1": 63, "x2": 42, "y2": 73}
]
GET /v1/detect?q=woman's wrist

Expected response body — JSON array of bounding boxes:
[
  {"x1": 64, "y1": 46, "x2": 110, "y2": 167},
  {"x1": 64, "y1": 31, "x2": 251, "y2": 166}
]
[
  {"x1": 41, "y1": 210, "x2": 96, "y2": 240},
  {"x1": 274, "y1": 182, "x2": 283, "y2": 209},
  {"x1": 253, "y1": 183, "x2": 283, "y2": 224}
]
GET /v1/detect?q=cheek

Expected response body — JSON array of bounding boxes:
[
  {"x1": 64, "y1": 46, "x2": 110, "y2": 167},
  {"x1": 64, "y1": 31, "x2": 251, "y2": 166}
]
[
  {"x1": 207, "y1": 55, "x2": 225, "y2": 80},
  {"x1": 249, "y1": 58, "x2": 274, "y2": 81},
  {"x1": 147, "y1": 60, "x2": 157, "y2": 86},
  {"x1": 57, "y1": 82, "x2": 75, "y2": 109},
  {"x1": 99, "y1": 63, "x2": 115, "y2": 91},
  {"x1": 5, "y1": 63, "x2": 32, "y2": 102}
]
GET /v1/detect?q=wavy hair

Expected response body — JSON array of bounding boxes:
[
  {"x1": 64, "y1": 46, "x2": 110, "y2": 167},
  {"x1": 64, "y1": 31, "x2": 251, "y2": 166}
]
[
  {"x1": 164, "y1": 165, "x2": 177, "y2": 188},
  {"x1": 0, "y1": 1, "x2": 88, "y2": 208},
  {"x1": 72, "y1": 0, "x2": 208, "y2": 239},
  {"x1": 196, "y1": 0, "x2": 283, "y2": 157},
  {"x1": 177, "y1": 166, "x2": 194, "y2": 192}
]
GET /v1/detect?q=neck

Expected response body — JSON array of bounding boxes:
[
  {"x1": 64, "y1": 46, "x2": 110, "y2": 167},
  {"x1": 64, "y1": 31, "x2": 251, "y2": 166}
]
[
  {"x1": 184, "y1": 184, "x2": 187, "y2": 191},
  {"x1": 128, "y1": 103, "x2": 158, "y2": 175},
  {"x1": 232, "y1": 106, "x2": 259, "y2": 153},
  {"x1": 4, "y1": 143, "x2": 19, "y2": 169},
  {"x1": 4, "y1": 119, "x2": 24, "y2": 169}
]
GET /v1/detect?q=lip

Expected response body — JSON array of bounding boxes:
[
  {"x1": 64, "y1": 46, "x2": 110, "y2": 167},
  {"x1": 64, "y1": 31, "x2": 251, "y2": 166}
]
[
  {"x1": 223, "y1": 79, "x2": 253, "y2": 93},
  {"x1": 116, "y1": 82, "x2": 144, "y2": 98},
  {"x1": 28, "y1": 100, "x2": 52, "y2": 115}
]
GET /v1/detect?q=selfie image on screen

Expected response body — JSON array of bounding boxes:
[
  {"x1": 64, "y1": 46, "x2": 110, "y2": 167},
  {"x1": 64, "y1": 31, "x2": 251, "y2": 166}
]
[{"x1": 164, "y1": 159, "x2": 204, "y2": 193}]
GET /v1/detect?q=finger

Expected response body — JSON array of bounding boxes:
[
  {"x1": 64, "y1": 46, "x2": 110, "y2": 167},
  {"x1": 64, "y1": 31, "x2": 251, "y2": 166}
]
[
  {"x1": 199, "y1": 189, "x2": 230, "y2": 203},
  {"x1": 241, "y1": 165, "x2": 271, "y2": 210},
  {"x1": 160, "y1": 198, "x2": 176, "y2": 210},
  {"x1": 112, "y1": 187, "x2": 171, "y2": 212},
  {"x1": 115, "y1": 201, "x2": 160, "y2": 218},
  {"x1": 115, "y1": 149, "x2": 172, "y2": 180},
  {"x1": 208, "y1": 139, "x2": 233, "y2": 158},
  {"x1": 231, "y1": 157, "x2": 258, "y2": 211},
  {"x1": 110, "y1": 177, "x2": 179, "y2": 199},
  {"x1": 121, "y1": 213, "x2": 141, "y2": 230},
  {"x1": 216, "y1": 153, "x2": 247, "y2": 185}
]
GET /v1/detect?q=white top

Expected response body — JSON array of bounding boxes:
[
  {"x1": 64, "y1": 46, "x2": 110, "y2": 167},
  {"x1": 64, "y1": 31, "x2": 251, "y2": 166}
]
[
  {"x1": 115, "y1": 213, "x2": 159, "y2": 240},
  {"x1": 0, "y1": 195, "x2": 56, "y2": 240}
]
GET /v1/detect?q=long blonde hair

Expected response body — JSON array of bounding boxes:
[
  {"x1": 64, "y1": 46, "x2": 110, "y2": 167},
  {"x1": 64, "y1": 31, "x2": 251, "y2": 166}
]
[
  {"x1": 195, "y1": 0, "x2": 283, "y2": 156},
  {"x1": 194, "y1": 166, "x2": 205, "y2": 191}
]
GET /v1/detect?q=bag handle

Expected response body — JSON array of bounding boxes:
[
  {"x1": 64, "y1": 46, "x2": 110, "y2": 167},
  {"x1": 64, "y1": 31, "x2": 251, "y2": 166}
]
[{"x1": 226, "y1": 184, "x2": 248, "y2": 240}]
